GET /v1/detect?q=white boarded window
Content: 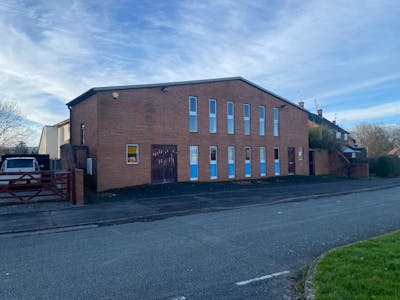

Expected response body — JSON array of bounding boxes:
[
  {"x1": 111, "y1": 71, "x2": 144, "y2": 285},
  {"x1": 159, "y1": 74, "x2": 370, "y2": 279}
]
[
  {"x1": 189, "y1": 96, "x2": 198, "y2": 132},
  {"x1": 210, "y1": 146, "x2": 218, "y2": 179},
  {"x1": 244, "y1": 104, "x2": 250, "y2": 135},
  {"x1": 259, "y1": 106, "x2": 265, "y2": 136},
  {"x1": 245, "y1": 146, "x2": 251, "y2": 177},
  {"x1": 209, "y1": 99, "x2": 217, "y2": 133},
  {"x1": 227, "y1": 102, "x2": 234, "y2": 134},
  {"x1": 298, "y1": 147, "x2": 304, "y2": 160},
  {"x1": 228, "y1": 146, "x2": 235, "y2": 178},
  {"x1": 273, "y1": 108, "x2": 279, "y2": 136},
  {"x1": 260, "y1": 147, "x2": 266, "y2": 176},
  {"x1": 190, "y1": 146, "x2": 198, "y2": 181},
  {"x1": 274, "y1": 147, "x2": 280, "y2": 176}
]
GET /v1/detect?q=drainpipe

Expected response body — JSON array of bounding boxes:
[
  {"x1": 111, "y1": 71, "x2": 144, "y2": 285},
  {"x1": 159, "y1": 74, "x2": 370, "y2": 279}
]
[{"x1": 68, "y1": 105, "x2": 72, "y2": 145}]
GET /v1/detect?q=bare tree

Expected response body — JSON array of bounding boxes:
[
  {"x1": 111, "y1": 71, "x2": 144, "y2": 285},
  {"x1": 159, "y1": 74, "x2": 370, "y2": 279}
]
[
  {"x1": 351, "y1": 124, "x2": 394, "y2": 158},
  {"x1": 386, "y1": 125, "x2": 400, "y2": 148},
  {"x1": 0, "y1": 101, "x2": 26, "y2": 147}
]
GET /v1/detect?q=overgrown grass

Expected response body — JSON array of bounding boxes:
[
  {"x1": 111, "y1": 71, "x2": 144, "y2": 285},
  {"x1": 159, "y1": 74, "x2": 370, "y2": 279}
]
[
  {"x1": 296, "y1": 264, "x2": 310, "y2": 298},
  {"x1": 314, "y1": 230, "x2": 400, "y2": 299}
]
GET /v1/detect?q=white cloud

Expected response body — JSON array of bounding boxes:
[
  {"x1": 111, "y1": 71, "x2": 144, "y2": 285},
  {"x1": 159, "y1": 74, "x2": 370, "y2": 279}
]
[
  {"x1": 324, "y1": 100, "x2": 400, "y2": 124},
  {"x1": 0, "y1": 0, "x2": 399, "y2": 146},
  {"x1": 311, "y1": 73, "x2": 400, "y2": 103},
  {"x1": 25, "y1": 124, "x2": 43, "y2": 147}
]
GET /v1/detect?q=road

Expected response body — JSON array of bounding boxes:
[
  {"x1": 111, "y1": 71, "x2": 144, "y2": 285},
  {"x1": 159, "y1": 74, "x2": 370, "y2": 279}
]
[{"x1": 1, "y1": 187, "x2": 400, "y2": 299}]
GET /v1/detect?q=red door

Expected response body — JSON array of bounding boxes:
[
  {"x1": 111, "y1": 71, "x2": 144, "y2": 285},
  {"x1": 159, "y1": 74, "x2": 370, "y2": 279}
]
[
  {"x1": 288, "y1": 147, "x2": 296, "y2": 175},
  {"x1": 151, "y1": 145, "x2": 177, "y2": 184}
]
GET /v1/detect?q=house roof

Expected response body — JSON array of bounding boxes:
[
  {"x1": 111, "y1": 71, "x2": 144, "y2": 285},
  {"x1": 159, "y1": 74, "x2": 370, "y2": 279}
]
[
  {"x1": 342, "y1": 145, "x2": 361, "y2": 153},
  {"x1": 66, "y1": 76, "x2": 307, "y2": 112},
  {"x1": 388, "y1": 147, "x2": 399, "y2": 155},
  {"x1": 308, "y1": 112, "x2": 349, "y2": 134},
  {"x1": 38, "y1": 119, "x2": 69, "y2": 149},
  {"x1": 54, "y1": 119, "x2": 69, "y2": 127}
]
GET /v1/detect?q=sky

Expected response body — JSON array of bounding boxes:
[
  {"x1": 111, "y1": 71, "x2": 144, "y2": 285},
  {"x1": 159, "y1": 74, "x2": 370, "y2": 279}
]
[{"x1": 0, "y1": 0, "x2": 399, "y2": 146}]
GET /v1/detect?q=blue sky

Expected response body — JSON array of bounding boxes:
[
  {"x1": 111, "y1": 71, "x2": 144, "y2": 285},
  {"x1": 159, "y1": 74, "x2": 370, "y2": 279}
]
[{"x1": 0, "y1": 0, "x2": 399, "y2": 146}]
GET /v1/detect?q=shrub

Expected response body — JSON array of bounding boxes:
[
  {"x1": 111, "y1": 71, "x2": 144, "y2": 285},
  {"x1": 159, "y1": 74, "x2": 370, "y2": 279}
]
[
  {"x1": 309, "y1": 126, "x2": 341, "y2": 151},
  {"x1": 373, "y1": 155, "x2": 400, "y2": 177}
]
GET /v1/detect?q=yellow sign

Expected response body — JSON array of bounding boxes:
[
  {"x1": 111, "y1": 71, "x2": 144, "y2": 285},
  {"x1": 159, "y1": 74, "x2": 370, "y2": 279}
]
[
  {"x1": 128, "y1": 146, "x2": 137, "y2": 155},
  {"x1": 127, "y1": 145, "x2": 138, "y2": 163}
]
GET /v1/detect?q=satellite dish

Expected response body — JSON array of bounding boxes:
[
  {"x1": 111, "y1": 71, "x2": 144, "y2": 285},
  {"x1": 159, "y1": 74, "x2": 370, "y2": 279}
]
[{"x1": 112, "y1": 92, "x2": 119, "y2": 99}]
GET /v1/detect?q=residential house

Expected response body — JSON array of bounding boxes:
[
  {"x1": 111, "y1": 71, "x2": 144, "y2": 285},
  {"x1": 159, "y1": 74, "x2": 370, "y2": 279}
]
[
  {"x1": 303, "y1": 104, "x2": 368, "y2": 177},
  {"x1": 66, "y1": 77, "x2": 310, "y2": 192},
  {"x1": 306, "y1": 107, "x2": 350, "y2": 144},
  {"x1": 388, "y1": 147, "x2": 400, "y2": 158},
  {"x1": 38, "y1": 119, "x2": 70, "y2": 159}
]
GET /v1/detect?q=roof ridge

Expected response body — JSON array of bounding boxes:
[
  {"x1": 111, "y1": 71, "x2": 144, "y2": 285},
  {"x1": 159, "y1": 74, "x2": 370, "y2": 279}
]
[{"x1": 66, "y1": 76, "x2": 307, "y2": 114}]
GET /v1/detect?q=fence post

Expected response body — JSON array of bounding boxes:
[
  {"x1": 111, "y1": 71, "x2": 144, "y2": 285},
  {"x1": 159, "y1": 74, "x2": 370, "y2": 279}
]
[
  {"x1": 70, "y1": 166, "x2": 76, "y2": 204},
  {"x1": 74, "y1": 169, "x2": 85, "y2": 205}
]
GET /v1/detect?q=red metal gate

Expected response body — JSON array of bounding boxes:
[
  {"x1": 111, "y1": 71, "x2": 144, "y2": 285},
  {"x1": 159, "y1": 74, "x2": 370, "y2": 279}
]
[{"x1": 0, "y1": 170, "x2": 70, "y2": 205}]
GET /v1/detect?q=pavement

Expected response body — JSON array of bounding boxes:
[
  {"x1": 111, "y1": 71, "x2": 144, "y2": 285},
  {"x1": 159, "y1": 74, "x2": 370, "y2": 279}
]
[{"x1": 0, "y1": 176, "x2": 399, "y2": 235}]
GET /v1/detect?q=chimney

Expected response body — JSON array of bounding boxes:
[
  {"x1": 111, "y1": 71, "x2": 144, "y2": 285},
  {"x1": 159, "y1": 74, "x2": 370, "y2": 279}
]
[
  {"x1": 332, "y1": 120, "x2": 336, "y2": 125},
  {"x1": 298, "y1": 101, "x2": 304, "y2": 108},
  {"x1": 317, "y1": 109, "x2": 323, "y2": 117}
]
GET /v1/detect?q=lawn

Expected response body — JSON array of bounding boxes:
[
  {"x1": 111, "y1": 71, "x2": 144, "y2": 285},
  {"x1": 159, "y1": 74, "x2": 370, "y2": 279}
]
[{"x1": 313, "y1": 230, "x2": 400, "y2": 299}]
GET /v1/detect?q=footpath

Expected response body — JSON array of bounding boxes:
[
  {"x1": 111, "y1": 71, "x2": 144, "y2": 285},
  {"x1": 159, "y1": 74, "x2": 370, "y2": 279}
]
[{"x1": 0, "y1": 176, "x2": 399, "y2": 235}]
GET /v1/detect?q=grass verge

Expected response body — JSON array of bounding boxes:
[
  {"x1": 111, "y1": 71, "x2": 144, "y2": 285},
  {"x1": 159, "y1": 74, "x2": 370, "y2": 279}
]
[{"x1": 313, "y1": 230, "x2": 400, "y2": 299}]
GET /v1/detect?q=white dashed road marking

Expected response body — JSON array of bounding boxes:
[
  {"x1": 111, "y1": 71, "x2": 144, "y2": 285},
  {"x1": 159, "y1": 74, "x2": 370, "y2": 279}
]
[{"x1": 235, "y1": 270, "x2": 290, "y2": 286}]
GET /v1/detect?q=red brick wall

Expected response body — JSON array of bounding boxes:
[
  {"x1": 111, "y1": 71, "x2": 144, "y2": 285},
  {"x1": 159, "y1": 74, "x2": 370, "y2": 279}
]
[
  {"x1": 313, "y1": 149, "x2": 369, "y2": 178},
  {"x1": 72, "y1": 79, "x2": 309, "y2": 191},
  {"x1": 351, "y1": 163, "x2": 369, "y2": 178},
  {"x1": 314, "y1": 150, "x2": 349, "y2": 177},
  {"x1": 70, "y1": 95, "x2": 98, "y2": 189},
  {"x1": 313, "y1": 149, "x2": 330, "y2": 176},
  {"x1": 329, "y1": 152, "x2": 348, "y2": 177}
]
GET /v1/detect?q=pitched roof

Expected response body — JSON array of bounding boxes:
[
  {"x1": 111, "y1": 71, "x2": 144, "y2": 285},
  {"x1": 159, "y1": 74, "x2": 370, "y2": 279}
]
[
  {"x1": 388, "y1": 147, "x2": 399, "y2": 155},
  {"x1": 54, "y1": 119, "x2": 69, "y2": 127},
  {"x1": 308, "y1": 112, "x2": 349, "y2": 134},
  {"x1": 66, "y1": 76, "x2": 307, "y2": 112}
]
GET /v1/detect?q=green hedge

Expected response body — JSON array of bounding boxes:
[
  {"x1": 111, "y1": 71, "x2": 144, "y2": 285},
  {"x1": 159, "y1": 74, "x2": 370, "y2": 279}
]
[{"x1": 370, "y1": 155, "x2": 400, "y2": 177}]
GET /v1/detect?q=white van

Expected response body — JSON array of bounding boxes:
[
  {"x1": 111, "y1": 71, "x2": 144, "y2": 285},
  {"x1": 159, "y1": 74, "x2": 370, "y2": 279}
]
[{"x1": 0, "y1": 157, "x2": 41, "y2": 185}]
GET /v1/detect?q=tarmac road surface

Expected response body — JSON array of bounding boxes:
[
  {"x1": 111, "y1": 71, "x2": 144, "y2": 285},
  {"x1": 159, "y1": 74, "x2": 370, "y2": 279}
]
[{"x1": 1, "y1": 186, "x2": 400, "y2": 299}]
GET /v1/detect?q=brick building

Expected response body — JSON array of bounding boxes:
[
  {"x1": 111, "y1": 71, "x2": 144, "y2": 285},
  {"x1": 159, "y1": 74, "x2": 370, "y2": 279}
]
[
  {"x1": 304, "y1": 104, "x2": 368, "y2": 177},
  {"x1": 38, "y1": 119, "x2": 70, "y2": 159},
  {"x1": 67, "y1": 77, "x2": 309, "y2": 192}
]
